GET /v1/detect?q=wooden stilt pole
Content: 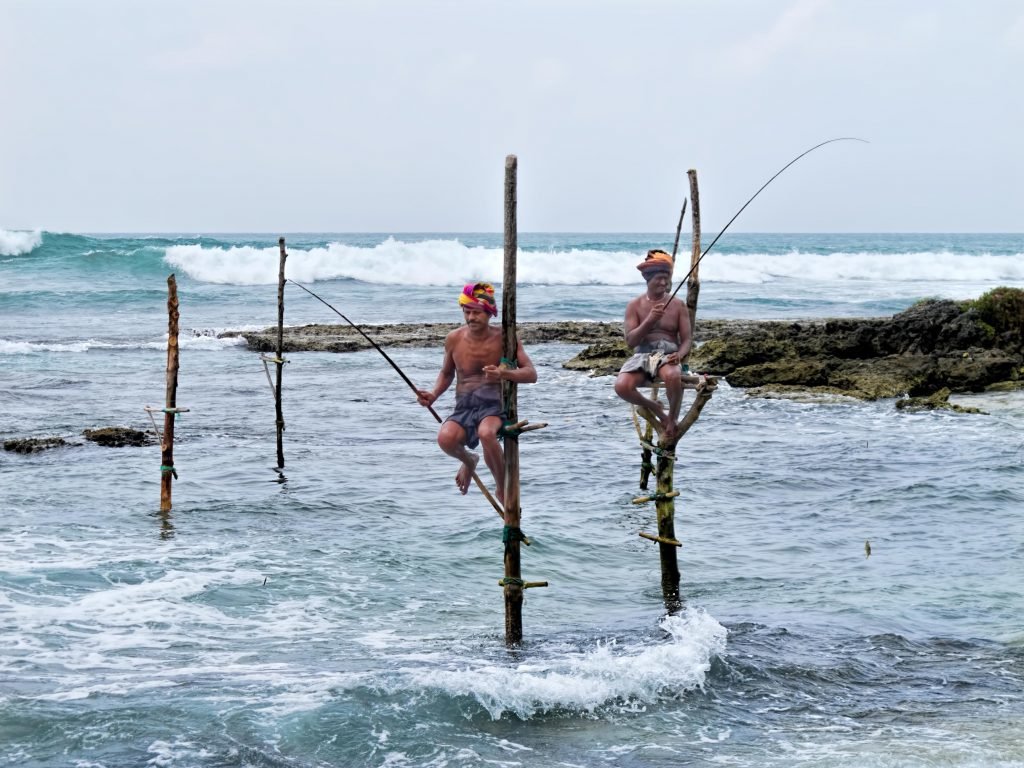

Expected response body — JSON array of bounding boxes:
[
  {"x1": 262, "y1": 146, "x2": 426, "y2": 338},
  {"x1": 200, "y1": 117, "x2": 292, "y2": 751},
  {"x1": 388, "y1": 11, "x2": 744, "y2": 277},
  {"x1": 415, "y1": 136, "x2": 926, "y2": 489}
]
[
  {"x1": 655, "y1": 440, "x2": 680, "y2": 608},
  {"x1": 646, "y1": 169, "x2": 714, "y2": 611},
  {"x1": 501, "y1": 154, "x2": 524, "y2": 645},
  {"x1": 160, "y1": 275, "x2": 180, "y2": 512},
  {"x1": 274, "y1": 237, "x2": 287, "y2": 469},
  {"x1": 685, "y1": 170, "x2": 702, "y2": 347}
]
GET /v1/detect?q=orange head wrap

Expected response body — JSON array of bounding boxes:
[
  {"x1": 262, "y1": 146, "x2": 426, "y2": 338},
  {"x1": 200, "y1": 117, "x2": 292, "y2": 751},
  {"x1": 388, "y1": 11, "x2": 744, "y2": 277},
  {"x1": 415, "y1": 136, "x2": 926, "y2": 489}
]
[
  {"x1": 457, "y1": 282, "x2": 498, "y2": 317},
  {"x1": 637, "y1": 249, "x2": 674, "y2": 280}
]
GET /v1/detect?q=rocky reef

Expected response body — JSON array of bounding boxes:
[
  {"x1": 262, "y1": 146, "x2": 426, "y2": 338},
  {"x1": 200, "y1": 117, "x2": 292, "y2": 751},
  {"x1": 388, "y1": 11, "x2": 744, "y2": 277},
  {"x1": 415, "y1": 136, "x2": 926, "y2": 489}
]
[
  {"x1": 567, "y1": 288, "x2": 1024, "y2": 404},
  {"x1": 222, "y1": 288, "x2": 1024, "y2": 406}
]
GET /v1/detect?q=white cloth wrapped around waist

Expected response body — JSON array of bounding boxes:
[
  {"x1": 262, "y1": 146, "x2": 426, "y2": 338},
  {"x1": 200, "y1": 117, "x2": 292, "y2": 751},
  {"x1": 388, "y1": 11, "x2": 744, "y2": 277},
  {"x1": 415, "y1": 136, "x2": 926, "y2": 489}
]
[{"x1": 619, "y1": 340, "x2": 679, "y2": 380}]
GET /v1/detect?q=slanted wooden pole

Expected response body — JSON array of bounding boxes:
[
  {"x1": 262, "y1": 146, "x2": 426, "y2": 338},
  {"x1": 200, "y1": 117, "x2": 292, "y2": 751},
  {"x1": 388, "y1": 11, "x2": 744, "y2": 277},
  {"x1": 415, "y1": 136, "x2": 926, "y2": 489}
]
[
  {"x1": 160, "y1": 275, "x2": 180, "y2": 511},
  {"x1": 501, "y1": 154, "x2": 524, "y2": 645},
  {"x1": 275, "y1": 237, "x2": 287, "y2": 468},
  {"x1": 685, "y1": 169, "x2": 702, "y2": 351}
]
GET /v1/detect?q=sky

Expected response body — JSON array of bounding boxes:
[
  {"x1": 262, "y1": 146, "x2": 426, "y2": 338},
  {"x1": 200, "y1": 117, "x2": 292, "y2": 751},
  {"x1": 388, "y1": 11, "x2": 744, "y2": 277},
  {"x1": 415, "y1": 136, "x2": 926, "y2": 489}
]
[{"x1": 1, "y1": 0, "x2": 1023, "y2": 233}]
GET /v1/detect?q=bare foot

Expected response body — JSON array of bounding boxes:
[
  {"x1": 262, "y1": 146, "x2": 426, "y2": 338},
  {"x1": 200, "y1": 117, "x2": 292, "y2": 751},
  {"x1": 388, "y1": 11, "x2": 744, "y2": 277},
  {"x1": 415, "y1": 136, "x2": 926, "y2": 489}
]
[{"x1": 455, "y1": 452, "x2": 480, "y2": 495}]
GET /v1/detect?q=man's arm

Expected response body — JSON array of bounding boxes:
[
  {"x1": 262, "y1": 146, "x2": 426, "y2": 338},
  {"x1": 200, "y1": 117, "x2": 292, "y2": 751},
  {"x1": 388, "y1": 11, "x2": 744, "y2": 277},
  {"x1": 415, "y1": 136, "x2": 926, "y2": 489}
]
[
  {"x1": 624, "y1": 298, "x2": 663, "y2": 349},
  {"x1": 416, "y1": 335, "x2": 457, "y2": 406},
  {"x1": 483, "y1": 340, "x2": 538, "y2": 385},
  {"x1": 671, "y1": 298, "x2": 692, "y2": 361}
]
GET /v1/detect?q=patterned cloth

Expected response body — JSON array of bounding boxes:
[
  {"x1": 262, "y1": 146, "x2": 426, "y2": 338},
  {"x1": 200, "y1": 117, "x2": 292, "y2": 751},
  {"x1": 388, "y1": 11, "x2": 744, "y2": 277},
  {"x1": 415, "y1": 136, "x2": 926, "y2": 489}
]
[
  {"x1": 636, "y1": 249, "x2": 674, "y2": 280},
  {"x1": 457, "y1": 282, "x2": 498, "y2": 317},
  {"x1": 445, "y1": 386, "x2": 504, "y2": 448},
  {"x1": 619, "y1": 339, "x2": 679, "y2": 381}
]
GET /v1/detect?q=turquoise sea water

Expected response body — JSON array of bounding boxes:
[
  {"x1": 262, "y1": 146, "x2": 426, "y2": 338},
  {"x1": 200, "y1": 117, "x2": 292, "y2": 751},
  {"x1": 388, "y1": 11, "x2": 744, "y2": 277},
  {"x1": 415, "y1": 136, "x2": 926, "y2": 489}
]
[{"x1": 2, "y1": 231, "x2": 1024, "y2": 767}]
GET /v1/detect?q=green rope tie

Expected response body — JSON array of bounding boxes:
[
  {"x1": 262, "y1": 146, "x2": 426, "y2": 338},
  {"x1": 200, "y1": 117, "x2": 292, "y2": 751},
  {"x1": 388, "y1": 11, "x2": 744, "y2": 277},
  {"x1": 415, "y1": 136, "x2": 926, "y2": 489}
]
[
  {"x1": 648, "y1": 491, "x2": 675, "y2": 502},
  {"x1": 639, "y1": 439, "x2": 676, "y2": 461},
  {"x1": 502, "y1": 525, "x2": 526, "y2": 544},
  {"x1": 500, "y1": 576, "x2": 525, "y2": 588},
  {"x1": 682, "y1": 363, "x2": 690, "y2": 374},
  {"x1": 160, "y1": 465, "x2": 178, "y2": 479},
  {"x1": 498, "y1": 419, "x2": 521, "y2": 439},
  {"x1": 500, "y1": 357, "x2": 518, "y2": 368}
]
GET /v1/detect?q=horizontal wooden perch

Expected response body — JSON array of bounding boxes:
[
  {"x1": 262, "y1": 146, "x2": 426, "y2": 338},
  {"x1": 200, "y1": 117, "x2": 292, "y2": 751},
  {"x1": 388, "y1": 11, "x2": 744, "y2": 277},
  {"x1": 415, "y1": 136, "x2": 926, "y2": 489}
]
[
  {"x1": 501, "y1": 419, "x2": 549, "y2": 437},
  {"x1": 639, "y1": 532, "x2": 682, "y2": 547},
  {"x1": 632, "y1": 490, "x2": 680, "y2": 504},
  {"x1": 496, "y1": 579, "x2": 549, "y2": 589},
  {"x1": 143, "y1": 406, "x2": 190, "y2": 414},
  {"x1": 648, "y1": 373, "x2": 718, "y2": 391},
  {"x1": 259, "y1": 354, "x2": 288, "y2": 364}
]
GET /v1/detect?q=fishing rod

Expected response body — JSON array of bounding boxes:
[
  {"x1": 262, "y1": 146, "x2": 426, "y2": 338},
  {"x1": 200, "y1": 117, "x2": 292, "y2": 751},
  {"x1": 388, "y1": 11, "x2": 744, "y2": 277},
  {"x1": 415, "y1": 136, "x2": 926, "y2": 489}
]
[
  {"x1": 287, "y1": 278, "x2": 441, "y2": 418},
  {"x1": 287, "y1": 278, "x2": 510, "y2": 520},
  {"x1": 668, "y1": 136, "x2": 868, "y2": 301}
]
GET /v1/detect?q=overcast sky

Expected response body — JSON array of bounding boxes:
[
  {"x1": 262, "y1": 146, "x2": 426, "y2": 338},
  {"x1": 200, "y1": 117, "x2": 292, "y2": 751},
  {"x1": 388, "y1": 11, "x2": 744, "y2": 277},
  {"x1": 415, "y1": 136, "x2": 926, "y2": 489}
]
[{"x1": 2, "y1": 0, "x2": 1022, "y2": 233}]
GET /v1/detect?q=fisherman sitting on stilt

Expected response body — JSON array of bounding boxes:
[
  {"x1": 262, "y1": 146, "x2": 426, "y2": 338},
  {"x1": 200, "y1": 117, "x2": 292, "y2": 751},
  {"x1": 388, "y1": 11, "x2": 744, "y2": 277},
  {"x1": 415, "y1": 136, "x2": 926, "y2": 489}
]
[
  {"x1": 614, "y1": 249, "x2": 692, "y2": 440},
  {"x1": 416, "y1": 282, "x2": 537, "y2": 504}
]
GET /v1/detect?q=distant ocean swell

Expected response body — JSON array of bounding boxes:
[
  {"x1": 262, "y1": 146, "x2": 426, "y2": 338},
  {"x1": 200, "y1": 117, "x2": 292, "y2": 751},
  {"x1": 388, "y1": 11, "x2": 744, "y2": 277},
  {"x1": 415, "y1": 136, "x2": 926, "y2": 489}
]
[{"x1": 3, "y1": 230, "x2": 1024, "y2": 288}]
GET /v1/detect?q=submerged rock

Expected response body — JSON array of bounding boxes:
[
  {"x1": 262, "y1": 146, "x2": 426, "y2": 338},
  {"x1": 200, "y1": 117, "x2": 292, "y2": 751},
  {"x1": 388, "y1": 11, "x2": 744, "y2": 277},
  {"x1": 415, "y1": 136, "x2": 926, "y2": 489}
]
[
  {"x1": 895, "y1": 388, "x2": 986, "y2": 414},
  {"x1": 3, "y1": 436, "x2": 74, "y2": 453},
  {"x1": 83, "y1": 427, "x2": 153, "y2": 447}
]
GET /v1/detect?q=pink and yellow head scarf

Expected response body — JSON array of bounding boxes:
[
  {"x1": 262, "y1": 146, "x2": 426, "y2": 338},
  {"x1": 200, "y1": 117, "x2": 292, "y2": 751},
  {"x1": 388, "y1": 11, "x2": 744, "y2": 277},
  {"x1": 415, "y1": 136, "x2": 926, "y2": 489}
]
[
  {"x1": 458, "y1": 282, "x2": 498, "y2": 317},
  {"x1": 637, "y1": 249, "x2": 674, "y2": 280}
]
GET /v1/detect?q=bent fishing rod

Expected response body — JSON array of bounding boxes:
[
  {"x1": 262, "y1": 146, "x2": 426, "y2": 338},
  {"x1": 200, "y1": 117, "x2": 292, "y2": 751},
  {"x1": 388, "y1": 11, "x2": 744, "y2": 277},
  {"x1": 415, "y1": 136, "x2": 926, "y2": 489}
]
[
  {"x1": 287, "y1": 278, "x2": 442, "y2": 421},
  {"x1": 668, "y1": 136, "x2": 868, "y2": 301},
  {"x1": 287, "y1": 278, "x2": 514, "y2": 522}
]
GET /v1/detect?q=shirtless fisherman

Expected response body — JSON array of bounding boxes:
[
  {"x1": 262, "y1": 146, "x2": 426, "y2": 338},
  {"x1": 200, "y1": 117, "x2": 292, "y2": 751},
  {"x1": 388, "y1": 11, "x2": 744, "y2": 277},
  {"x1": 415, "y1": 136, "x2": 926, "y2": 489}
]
[
  {"x1": 614, "y1": 249, "x2": 692, "y2": 439},
  {"x1": 416, "y1": 282, "x2": 537, "y2": 504}
]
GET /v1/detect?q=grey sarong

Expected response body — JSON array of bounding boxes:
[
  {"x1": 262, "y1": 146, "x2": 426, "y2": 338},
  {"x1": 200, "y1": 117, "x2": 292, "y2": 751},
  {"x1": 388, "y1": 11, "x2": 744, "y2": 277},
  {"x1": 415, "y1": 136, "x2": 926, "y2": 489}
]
[
  {"x1": 619, "y1": 339, "x2": 679, "y2": 381},
  {"x1": 445, "y1": 386, "x2": 504, "y2": 449}
]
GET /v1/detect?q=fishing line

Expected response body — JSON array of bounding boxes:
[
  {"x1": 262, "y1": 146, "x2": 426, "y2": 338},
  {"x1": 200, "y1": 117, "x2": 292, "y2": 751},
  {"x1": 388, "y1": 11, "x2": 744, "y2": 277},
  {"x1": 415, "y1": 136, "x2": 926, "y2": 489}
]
[{"x1": 668, "y1": 136, "x2": 868, "y2": 301}]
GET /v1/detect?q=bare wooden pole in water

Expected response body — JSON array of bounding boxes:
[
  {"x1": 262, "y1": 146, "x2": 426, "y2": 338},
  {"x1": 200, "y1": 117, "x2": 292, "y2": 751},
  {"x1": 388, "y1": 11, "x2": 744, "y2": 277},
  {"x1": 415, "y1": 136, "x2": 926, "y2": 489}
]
[
  {"x1": 502, "y1": 154, "x2": 524, "y2": 645},
  {"x1": 275, "y1": 237, "x2": 287, "y2": 468},
  {"x1": 685, "y1": 169, "x2": 702, "y2": 349},
  {"x1": 160, "y1": 275, "x2": 180, "y2": 511}
]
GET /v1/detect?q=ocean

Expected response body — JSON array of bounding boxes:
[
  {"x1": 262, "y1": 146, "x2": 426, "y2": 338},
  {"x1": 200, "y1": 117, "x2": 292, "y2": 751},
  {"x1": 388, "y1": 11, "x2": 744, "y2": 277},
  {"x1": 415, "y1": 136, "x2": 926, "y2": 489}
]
[{"x1": 2, "y1": 230, "x2": 1023, "y2": 767}]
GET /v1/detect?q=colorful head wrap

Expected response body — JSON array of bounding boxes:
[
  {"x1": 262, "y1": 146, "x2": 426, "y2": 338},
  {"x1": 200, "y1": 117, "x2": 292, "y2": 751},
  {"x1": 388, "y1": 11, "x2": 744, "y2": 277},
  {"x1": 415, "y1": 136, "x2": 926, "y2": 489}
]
[
  {"x1": 637, "y1": 249, "x2": 674, "y2": 280},
  {"x1": 458, "y1": 282, "x2": 498, "y2": 317}
]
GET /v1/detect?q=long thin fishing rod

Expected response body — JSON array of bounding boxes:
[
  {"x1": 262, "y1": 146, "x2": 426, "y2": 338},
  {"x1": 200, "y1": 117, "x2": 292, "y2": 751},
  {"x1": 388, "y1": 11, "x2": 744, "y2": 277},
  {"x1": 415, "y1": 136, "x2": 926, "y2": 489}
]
[
  {"x1": 287, "y1": 278, "x2": 511, "y2": 520},
  {"x1": 287, "y1": 278, "x2": 443, "y2": 421},
  {"x1": 668, "y1": 136, "x2": 868, "y2": 300}
]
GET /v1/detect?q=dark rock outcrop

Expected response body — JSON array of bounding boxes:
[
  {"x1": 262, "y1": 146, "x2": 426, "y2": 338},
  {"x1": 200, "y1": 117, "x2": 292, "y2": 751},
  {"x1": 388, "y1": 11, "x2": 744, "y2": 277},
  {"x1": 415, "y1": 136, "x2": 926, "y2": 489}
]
[
  {"x1": 3, "y1": 436, "x2": 73, "y2": 453},
  {"x1": 565, "y1": 290, "x2": 1024, "y2": 402},
  {"x1": 83, "y1": 427, "x2": 153, "y2": 447}
]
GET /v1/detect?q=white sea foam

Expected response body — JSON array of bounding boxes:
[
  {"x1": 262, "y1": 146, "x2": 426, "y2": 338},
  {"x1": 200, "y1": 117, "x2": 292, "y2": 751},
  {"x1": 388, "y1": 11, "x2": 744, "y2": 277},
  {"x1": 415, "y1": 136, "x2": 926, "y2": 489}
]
[
  {"x1": 0, "y1": 228, "x2": 42, "y2": 256},
  {"x1": 0, "y1": 334, "x2": 246, "y2": 355},
  {"x1": 404, "y1": 608, "x2": 727, "y2": 719},
  {"x1": 163, "y1": 238, "x2": 1024, "y2": 287}
]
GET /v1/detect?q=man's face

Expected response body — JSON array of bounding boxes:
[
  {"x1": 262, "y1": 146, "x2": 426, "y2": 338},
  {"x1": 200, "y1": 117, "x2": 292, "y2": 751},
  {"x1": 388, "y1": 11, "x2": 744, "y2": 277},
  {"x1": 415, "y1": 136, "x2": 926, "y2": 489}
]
[
  {"x1": 462, "y1": 306, "x2": 491, "y2": 327},
  {"x1": 646, "y1": 272, "x2": 671, "y2": 297}
]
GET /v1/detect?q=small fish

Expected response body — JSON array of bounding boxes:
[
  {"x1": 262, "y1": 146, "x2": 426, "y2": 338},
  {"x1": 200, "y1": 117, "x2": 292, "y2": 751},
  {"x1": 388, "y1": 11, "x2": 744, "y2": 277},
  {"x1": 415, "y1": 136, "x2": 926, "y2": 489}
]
[{"x1": 864, "y1": 540, "x2": 872, "y2": 558}]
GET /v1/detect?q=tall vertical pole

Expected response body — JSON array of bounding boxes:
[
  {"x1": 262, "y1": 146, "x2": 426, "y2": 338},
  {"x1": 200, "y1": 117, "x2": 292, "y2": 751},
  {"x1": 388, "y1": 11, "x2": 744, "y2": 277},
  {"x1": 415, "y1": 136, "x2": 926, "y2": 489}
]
[
  {"x1": 501, "y1": 154, "x2": 523, "y2": 645},
  {"x1": 275, "y1": 237, "x2": 287, "y2": 468},
  {"x1": 160, "y1": 275, "x2": 180, "y2": 511},
  {"x1": 685, "y1": 169, "x2": 702, "y2": 344},
  {"x1": 655, "y1": 443, "x2": 681, "y2": 609}
]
